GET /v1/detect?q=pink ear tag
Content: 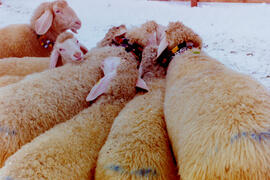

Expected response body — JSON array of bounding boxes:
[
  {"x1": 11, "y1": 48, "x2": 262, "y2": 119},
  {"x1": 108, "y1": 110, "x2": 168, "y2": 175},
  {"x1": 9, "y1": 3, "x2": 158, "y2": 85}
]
[
  {"x1": 136, "y1": 63, "x2": 149, "y2": 91},
  {"x1": 136, "y1": 77, "x2": 149, "y2": 91}
]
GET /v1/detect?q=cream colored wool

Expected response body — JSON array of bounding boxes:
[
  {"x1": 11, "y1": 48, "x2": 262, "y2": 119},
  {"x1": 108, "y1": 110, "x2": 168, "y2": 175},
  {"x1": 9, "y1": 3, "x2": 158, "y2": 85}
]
[
  {"x1": 0, "y1": 46, "x2": 136, "y2": 167},
  {"x1": 0, "y1": 58, "x2": 49, "y2": 87},
  {"x1": 95, "y1": 78, "x2": 179, "y2": 180},
  {"x1": 94, "y1": 21, "x2": 203, "y2": 180},
  {"x1": 0, "y1": 0, "x2": 81, "y2": 58},
  {"x1": 0, "y1": 76, "x2": 24, "y2": 88},
  {"x1": 0, "y1": 57, "x2": 49, "y2": 77},
  {"x1": 95, "y1": 76, "x2": 179, "y2": 180},
  {"x1": 165, "y1": 49, "x2": 270, "y2": 179},
  {"x1": 0, "y1": 58, "x2": 138, "y2": 180}
]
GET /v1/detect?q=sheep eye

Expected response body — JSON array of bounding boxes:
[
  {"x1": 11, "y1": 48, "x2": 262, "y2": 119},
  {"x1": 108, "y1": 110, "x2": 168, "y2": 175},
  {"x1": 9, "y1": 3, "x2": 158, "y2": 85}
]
[
  {"x1": 59, "y1": 48, "x2": 65, "y2": 52},
  {"x1": 76, "y1": 40, "x2": 79, "y2": 44}
]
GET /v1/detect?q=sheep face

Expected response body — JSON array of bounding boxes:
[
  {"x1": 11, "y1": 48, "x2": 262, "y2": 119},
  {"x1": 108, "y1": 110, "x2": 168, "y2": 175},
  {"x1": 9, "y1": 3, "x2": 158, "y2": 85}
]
[
  {"x1": 56, "y1": 37, "x2": 86, "y2": 64},
  {"x1": 32, "y1": 0, "x2": 81, "y2": 36},
  {"x1": 49, "y1": 32, "x2": 88, "y2": 69},
  {"x1": 51, "y1": 0, "x2": 81, "y2": 34}
]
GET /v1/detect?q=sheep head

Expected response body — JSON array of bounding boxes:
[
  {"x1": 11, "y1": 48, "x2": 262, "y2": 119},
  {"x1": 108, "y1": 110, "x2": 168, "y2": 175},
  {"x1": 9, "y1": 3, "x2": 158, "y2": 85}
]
[
  {"x1": 49, "y1": 32, "x2": 88, "y2": 68},
  {"x1": 137, "y1": 21, "x2": 203, "y2": 81},
  {"x1": 97, "y1": 25, "x2": 127, "y2": 47},
  {"x1": 157, "y1": 21, "x2": 203, "y2": 56},
  {"x1": 31, "y1": 0, "x2": 81, "y2": 37}
]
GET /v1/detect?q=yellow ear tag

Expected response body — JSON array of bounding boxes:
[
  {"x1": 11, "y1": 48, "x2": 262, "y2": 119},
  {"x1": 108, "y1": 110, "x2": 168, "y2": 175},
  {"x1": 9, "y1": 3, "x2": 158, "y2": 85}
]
[
  {"x1": 171, "y1": 46, "x2": 179, "y2": 54},
  {"x1": 193, "y1": 51, "x2": 200, "y2": 54}
]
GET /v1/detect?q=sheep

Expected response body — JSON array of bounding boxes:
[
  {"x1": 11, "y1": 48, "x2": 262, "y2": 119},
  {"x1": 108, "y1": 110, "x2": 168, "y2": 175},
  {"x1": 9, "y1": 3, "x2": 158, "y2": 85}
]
[
  {"x1": 95, "y1": 78, "x2": 179, "y2": 180},
  {"x1": 94, "y1": 36, "x2": 179, "y2": 180},
  {"x1": 0, "y1": 31, "x2": 88, "y2": 87},
  {"x1": 0, "y1": 0, "x2": 81, "y2": 58},
  {"x1": 0, "y1": 57, "x2": 138, "y2": 180},
  {"x1": 164, "y1": 30, "x2": 270, "y2": 179},
  {"x1": 0, "y1": 76, "x2": 24, "y2": 88},
  {"x1": 0, "y1": 21, "x2": 161, "y2": 166},
  {"x1": 0, "y1": 45, "x2": 136, "y2": 167},
  {"x1": 0, "y1": 57, "x2": 49, "y2": 77},
  {"x1": 97, "y1": 21, "x2": 169, "y2": 90}
]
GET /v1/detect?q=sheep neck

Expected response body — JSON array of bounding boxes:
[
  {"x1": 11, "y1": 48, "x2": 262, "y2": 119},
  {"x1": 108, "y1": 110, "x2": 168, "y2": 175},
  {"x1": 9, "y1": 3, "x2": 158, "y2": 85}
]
[
  {"x1": 112, "y1": 33, "x2": 143, "y2": 61},
  {"x1": 37, "y1": 35, "x2": 54, "y2": 50},
  {"x1": 36, "y1": 29, "x2": 59, "y2": 50},
  {"x1": 156, "y1": 42, "x2": 194, "y2": 68}
]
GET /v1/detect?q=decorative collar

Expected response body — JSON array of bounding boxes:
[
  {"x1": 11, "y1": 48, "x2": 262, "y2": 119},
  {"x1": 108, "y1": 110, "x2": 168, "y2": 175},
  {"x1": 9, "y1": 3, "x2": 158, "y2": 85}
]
[
  {"x1": 157, "y1": 41, "x2": 194, "y2": 68},
  {"x1": 112, "y1": 33, "x2": 143, "y2": 61},
  {"x1": 37, "y1": 35, "x2": 54, "y2": 50}
]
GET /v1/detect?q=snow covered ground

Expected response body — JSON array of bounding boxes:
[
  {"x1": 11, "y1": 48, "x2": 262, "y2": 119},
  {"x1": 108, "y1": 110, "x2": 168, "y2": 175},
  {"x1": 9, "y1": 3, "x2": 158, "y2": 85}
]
[{"x1": 0, "y1": 0, "x2": 269, "y2": 89}]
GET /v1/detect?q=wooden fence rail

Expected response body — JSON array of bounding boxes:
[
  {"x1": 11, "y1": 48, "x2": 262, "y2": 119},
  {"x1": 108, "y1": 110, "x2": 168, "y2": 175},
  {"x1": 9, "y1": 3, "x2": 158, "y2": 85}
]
[{"x1": 150, "y1": 0, "x2": 270, "y2": 7}]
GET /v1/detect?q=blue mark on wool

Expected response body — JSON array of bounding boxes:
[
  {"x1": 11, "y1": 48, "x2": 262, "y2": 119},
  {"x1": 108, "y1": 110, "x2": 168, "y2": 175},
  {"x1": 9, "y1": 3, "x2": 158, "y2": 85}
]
[
  {"x1": 106, "y1": 164, "x2": 157, "y2": 177},
  {"x1": 231, "y1": 131, "x2": 270, "y2": 144},
  {"x1": 4, "y1": 177, "x2": 14, "y2": 180},
  {"x1": 131, "y1": 168, "x2": 157, "y2": 177},
  {"x1": 107, "y1": 165, "x2": 124, "y2": 173}
]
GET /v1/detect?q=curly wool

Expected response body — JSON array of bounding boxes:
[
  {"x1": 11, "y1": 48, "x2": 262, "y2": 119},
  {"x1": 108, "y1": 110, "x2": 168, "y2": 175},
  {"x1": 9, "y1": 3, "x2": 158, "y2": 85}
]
[
  {"x1": 0, "y1": 46, "x2": 135, "y2": 167},
  {"x1": 95, "y1": 78, "x2": 179, "y2": 180},
  {"x1": 165, "y1": 49, "x2": 270, "y2": 179},
  {"x1": 0, "y1": 58, "x2": 138, "y2": 180}
]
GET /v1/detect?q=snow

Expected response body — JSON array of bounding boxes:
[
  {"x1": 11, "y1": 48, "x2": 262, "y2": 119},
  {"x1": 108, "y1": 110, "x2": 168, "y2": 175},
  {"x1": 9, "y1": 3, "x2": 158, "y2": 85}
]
[{"x1": 0, "y1": 0, "x2": 269, "y2": 89}]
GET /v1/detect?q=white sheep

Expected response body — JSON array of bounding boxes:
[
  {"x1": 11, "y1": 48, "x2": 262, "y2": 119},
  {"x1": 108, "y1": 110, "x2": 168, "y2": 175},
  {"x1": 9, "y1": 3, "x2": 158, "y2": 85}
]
[
  {"x1": 0, "y1": 0, "x2": 81, "y2": 58},
  {"x1": 94, "y1": 34, "x2": 180, "y2": 179},
  {"x1": 0, "y1": 45, "x2": 136, "y2": 167},
  {"x1": 0, "y1": 57, "x2": 138, "y2": 180},
  {"x1": 165, "y1": 49, "x2": 270, "y2": 179},
  {"x1": 95, "y1": 79, "x2": 179, "y2": 180},
  {"x1": 155, "y1": 21, "x2": 270, "y2": 179},
  {"x1": 0, "y1": 31, "x2": 88, "y2": 87}
]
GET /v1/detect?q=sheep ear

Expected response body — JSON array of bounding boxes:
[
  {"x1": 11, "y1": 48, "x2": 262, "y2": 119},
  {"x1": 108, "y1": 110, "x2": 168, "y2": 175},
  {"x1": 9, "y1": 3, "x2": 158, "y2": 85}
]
[
  {"x1": 136, "y1": 77, "x2": 149, "y2": 91},
  {"x1": 35, "y1": 10, "x2": 53, "y2": 35},
  {"x1": 49, "y1": 49, "x2": 60, "y2": 69},
  {"x1": 148, "y1": 32, "x2": 158, "y2": 46},
  {"x1": 86, "y1": 73, "x2": 115, "y2": 102},
  {"x1": 79, "y1": 43, "x2": 88, "y2": 54},
  {"x1": 157, "y1": 32, "x2": 168, "y2": 58}
]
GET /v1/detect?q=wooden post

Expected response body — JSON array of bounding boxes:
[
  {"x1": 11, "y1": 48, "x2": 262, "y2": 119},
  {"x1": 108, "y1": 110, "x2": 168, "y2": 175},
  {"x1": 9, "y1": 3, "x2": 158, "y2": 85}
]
[{"x1": 191, "y1": 0, "x2": 198, "y2": 7}]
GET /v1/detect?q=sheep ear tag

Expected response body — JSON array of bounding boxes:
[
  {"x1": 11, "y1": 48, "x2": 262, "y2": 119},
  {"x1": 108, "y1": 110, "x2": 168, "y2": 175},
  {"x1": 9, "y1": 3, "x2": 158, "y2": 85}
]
[
  {"x1": 136, "y1": 77, "x2": 149, "y2": 91},
  {"x1": 49, "y1": 49, "x2": 60, "y2": 69},
  {"x1": 157, "y1": 32, "x2": 168, "y2": 58},
  {"x1": 35, "y1": 10, "x2": 53, "y2": 35},
  {"x1": 86, "y1": 73, "x2": 115, "y2": 102}
]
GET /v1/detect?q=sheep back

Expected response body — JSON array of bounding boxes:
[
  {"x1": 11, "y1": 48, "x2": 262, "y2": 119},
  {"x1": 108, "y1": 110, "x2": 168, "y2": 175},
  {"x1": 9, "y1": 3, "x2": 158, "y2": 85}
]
[
  {"x1": 165, "y1": 49, "x2": 270, "y2": 179},
  {"x1": 0, "y1": 24, "x2": 51, "y2": 58},
  {"x1": 95, "y1": 78, "x2": 179, "y2": 180}
]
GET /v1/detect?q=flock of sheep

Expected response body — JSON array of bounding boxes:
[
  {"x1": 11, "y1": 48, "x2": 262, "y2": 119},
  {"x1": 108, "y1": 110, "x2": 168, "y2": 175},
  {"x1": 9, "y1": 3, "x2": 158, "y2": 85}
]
[{"x1": 0, "y1": 0, "x2": 269, "y2": 179}]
